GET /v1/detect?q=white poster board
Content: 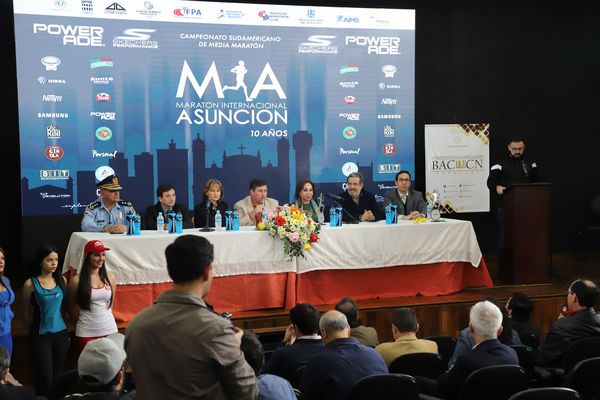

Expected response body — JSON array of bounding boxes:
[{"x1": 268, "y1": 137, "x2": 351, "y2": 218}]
[{"x1": 425, "y1": 124, "x2": 490, "y2": 213}]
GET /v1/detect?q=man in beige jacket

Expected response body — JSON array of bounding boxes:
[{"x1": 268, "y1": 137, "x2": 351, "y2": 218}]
[{"x1": 234, "y1": 178, "x2": 279, "y2": 226}]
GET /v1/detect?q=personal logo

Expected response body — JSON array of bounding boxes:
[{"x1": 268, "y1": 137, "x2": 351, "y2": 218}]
[
  {"x1": 343, "y1": 95, "x2": 356, "y2": 104},
  {"x1": 382, "y1": 143, "x2": 397, "y2": 156},
  {"x1": 41, "y1": 56, "x2": 61, "y2": 71},
  {"x1": 342, "y1": 126, "x2": 357, "y2": 140},
  {"x1": 95, "y1": 127, "x2": 113, "y2": 141},
  {"x1": 342, "y1": 162, "x2": 359, "y2": 177},
  {"x1": 90, "y1": 58, "x2": 113, "y2": 68},
  {"x1": 46, "y1": 124, "x2": 61, "y2": 139},
  {"x1": 95, "y1": 92, "x2": 111, "y2": 102},
  {"x1": 381, "y1": 65, "x2": 397, "y2": 78},
  {"x1": 45, "y1": 145, "x2": 64, "y2": 160}
]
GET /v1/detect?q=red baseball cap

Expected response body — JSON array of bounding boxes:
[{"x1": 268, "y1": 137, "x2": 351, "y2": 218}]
[{"x1": 84, "y1": 240, "x2": 111, "y2": 255}]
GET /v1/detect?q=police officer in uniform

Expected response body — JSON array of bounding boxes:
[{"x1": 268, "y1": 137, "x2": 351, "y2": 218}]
[
  {"x1": 81, "y1": 174, "x2": 135, "y2": 233},
  {"x1": 487, "y1": 136, "x2": 539, "y2": 279}
]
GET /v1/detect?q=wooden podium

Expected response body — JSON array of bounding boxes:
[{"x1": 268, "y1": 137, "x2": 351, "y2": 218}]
[{"x1": 503, "y1": 183, "x2": 553, "y2": 284}]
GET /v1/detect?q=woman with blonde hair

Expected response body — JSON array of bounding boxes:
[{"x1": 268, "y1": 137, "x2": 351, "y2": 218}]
[{"x1": 194, "y1": 179, "x2": 229, "y2": 228}]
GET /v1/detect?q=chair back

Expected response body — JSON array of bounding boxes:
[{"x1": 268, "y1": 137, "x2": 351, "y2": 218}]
[
  {"x1": 425, "y1": 335, "x2": 457, "y2": 366},
  {"x1": 563, "y1": 337, "x2": 600, "y2": 373},
  {"x1": 388, "y1": 352, "x2": 446, "y2": 379},
  {"x1": 458, "y1": 365, "x2": 528, "y2": 400},
  {"x1": 565, "y1": 357, "x2": 600, "y2": 400},
  {"x1": 508, "y1": 387, "x2": 581, "y2": 400},
  {"x1": 510, "y1": 345, "x2": 535, "y2": 377},
  {"x1": 349, "y1": 373, "x2": 418, "y2": 400}
]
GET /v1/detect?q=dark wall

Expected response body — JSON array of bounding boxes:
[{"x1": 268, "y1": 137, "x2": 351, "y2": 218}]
[{"x1": 3, "y1": 0, "x2": 600, "y2": 281}]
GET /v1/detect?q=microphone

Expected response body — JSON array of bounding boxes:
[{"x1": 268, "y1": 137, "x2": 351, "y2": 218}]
[
  {"x1": 521, "y1": 160, "x2": 530, "y2": 178},
  {"x1": 199, "y1": 199, "x2": 215, "y2": 232},
  {"x1": 325, "y1": 193, "x2": 344, "y2": 203}
]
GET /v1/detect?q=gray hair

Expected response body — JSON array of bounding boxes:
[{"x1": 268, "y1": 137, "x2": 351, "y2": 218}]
[
  {"x1": 319, "y1": 312, "x2": 350, "y2": 334},
  {"x1": 469, "y1": 300, "x2": 502, "y2": 340},
  {"x1": 347, "y1": 172, "x2": 364, "y2": 185}
]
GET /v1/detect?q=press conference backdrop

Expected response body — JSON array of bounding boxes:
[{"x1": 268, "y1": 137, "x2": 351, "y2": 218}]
[{"x1": 13, "y1": 1, "x2": 415, "y2": 216}]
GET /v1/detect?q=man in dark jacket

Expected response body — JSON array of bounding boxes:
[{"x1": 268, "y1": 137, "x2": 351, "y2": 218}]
[
  {"x1": 536, "y1": 279, "x2": 600, "y2": 367},
  {"x1": 337, "y1": 172, "x2": 383, "y2": 222},
  {"x1": 144, "y1": 183, "x2": 192, "y2": 230}
]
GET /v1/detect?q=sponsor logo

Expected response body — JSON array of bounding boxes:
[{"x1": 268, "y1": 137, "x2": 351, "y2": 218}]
[
  {"x1": 342, "y1": 162, "x2": 359, "y2": 176},
  {"x1": 174, "y1": 7, "x2": 202, "y2": 18},
  {"x1": 41, "y1": 56, "x2": 61, "y2": 71},
  {"x1": 95, "y1": 165, "x2": 115, "y2": 181},
  {"x1": 95, "y1": 126, "x2": 113, "y2": 141},
  {"x1": 40, "y1": 169, "x2": 70, "y2": 180},
  {"x1": 90, "y1": 57, "x2": 113, "y2": 68},
  {"x1": 336, "y1": 15, "x2": 360, "y2": 23},
  {"x1": 338, "y1": 112, "x2": 360, "y2": 121},
  {"x1": 137, "y1": 2, "x2": 161, "y2": 17},
  {"x1": 90, "y1": 111, "x2": 116, "y2": 120},
  {"x1": 95, "y1": 92, "x2": 111, "y2": 102},
  {"x1": 298, "y1": 35, "x2": 337, "y2": 54},
  {"x1": 382, "y1": 143, "x2": 397, "y2": 156},
  {"x1": 32, "y1": 23, "x2": 104, "y2": 47},
  {"x1": 381, "y1": 98, "x2": 398, "y2": 105},
  {"x1": 307, "y1": 9, "x2": 316, "y2": 18},
  {"x1": 37, "y1": 76, "x2": 66, "y2": 85},
  {"x1": 345, "y1": 36, "x2": 400, "y2": 55},
  {"x1": 383, "y1": 125, "x2": 395, "y2": 137},
  {"x1": 431, "y1": 157, "x2": 484, "y2": 171},
  {"x1": 81, "y1": 0, "x2": 93, "y2": 13},
  {"x1": 340, "y1": 64, "x2": 359, "y2": 74},
  {"x1": 378, "y1": 163, "x2": 401, "y2": 173},
  {"x1": 39, "y1": 192, "x2": 71, "y2": 199},
  {"x1": 382, "y1": 65, "x2": 397, "y2": 77},
  {"x1": 42, "y1": 94, "x2": 63, "y2": 102},
  {"x1": 38, "y1": 112, "x2": 69, "y2": 118},
  {"x1": 258, "y1": 10, "x2": 269, "y2": 21},
  {"x1": 339, "y1": 147, "x2": 360, "y2": 155},
  {"x1": 217, "y1": 9, "x2": 245, "y2": 19},
  {"x1": 377, "y1": 114, "x2": 402, "y2": 119},
  {"x1": 92, "y1": 149, "x2": 117, "y2": 158},
  {"x1": 257, "y1": 10, "x2": 289, "y2": 22},
  {"x1": 378, "y1": 82, "x2": 401, "y2": 90},
  {"x1": 342, "y1": 126, "x2": 357, "y2": 140},
  {"x1": 339, "y1": 81, "x2": 358, "y2": 89},
  {"x1": 46, "y1": 124, "x2": 61, "y2": 138},
  {"x1": 53, "y1": 0, "x2": 69, "y2": 10},
  {"x1": 113, "y1": 28, "x2": 158, "y2": 49},
  {"x1": 343, "y1": 96, "x2": 356, "y2": 104},
  {"x1": 45, "y1": 145, "x2": 64, "y2": 160},
  {"x1": 105, "y1": 2, "x2": 126, "y2": 14},
  {"x1": 299, "y1": 9, "x2": 324, "y2": 25},
  {"x1": 378, "y1": 184, "x2": 396, "y2": 190},
  {"x1": 90, "y1": 76, "x2": 114, "y2": 84}
]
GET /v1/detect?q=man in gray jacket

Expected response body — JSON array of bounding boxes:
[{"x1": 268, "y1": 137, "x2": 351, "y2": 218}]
[
  {"x1": 384, "y1": 171, "x2": 426, "y2": 220},
  {"x1": 125, "y1": 235, "x2": 257, "y2": 400}
]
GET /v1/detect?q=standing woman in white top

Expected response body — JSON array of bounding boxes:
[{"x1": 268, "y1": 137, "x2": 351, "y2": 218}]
[{"x1": 67, "y1": 240, "x2": 118, "y2": 354}]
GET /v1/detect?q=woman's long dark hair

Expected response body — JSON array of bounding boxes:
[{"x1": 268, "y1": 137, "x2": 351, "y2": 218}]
[
  {"x1": 32, "y1": 244, "x2": 67, "y2": 298},
  {"x1": 76, "y1": 254, "x2": 113, "y2": 310},
  {"x1": 294, "y1": 179, "x2": 315, "y2": 203}
]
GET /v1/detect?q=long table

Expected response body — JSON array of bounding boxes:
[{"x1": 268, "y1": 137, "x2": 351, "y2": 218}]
[{"x1": 63, "y1": 219, "x2": 492, "y2": 321}]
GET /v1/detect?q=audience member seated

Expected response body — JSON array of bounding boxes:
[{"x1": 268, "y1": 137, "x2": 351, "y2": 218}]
[
  {"x1": 335, "y1": 297, "x2": 379, "y2": 347},
  {"x1": 300, "y1": 310, "x2": 387, "y2": 400},
  {"x1": 125, "y1": 235, "x2": 257, "y2": 400},
  {"x1": 505, "y1": 292, "x2": 541, "y2": 348},
  {"x1": 240, "y1": 330, "x2": 296, "y2": 400},
  {"x1": 449, "y1": 297, "x2": 521, "y2": 367},
  {"x1": 0, "y1": 346, "x2": 42, "y2": 400},
  {"x1": 261, "y1": 303, "x2": 324, "y2": 383},
  {"x1": 144, "y1": 183, "x2": 192, "y2": 230},
  {"x1": 418, "y1": 300, "x2": 519, "y2": 400},
  {"x1": 61, "y1": 333, "x2": 134, "y2": 399},
  {"x1": 234, "y1": 178, "x2": 279, "y2": 226},
  {"x1": 375, "y1": 307, "x2": 438, "y2": 366},
  {"x1": 194, "y1": 179, "x2": 229, "y2": 228},
  {"x1": 535, "y1": 278, "x2": 600, "y2": 367}
]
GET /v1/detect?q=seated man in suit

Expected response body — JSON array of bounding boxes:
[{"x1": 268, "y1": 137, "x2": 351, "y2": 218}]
[
  {"x1": 337, "y1": 172, "x2": 383, "y2": 222},
  {"x1": 335, "y1": 297, "x2": 379, "y2": 347},
  {"x1": 234, "y1": 178, "x2": 279, "y2": 226},
  {"x1": 535, "y1": 279, "x2": 600, "y2": 367},
  {"x1": 375, "y1": 307, "x2": 438, "y2": 366},
  {"x1": 384, "y1": 170, "x2": 426, "y2": 220},
  {"x1": 261, "y1": 303, "x2": 324, "y2": 384},
  {"x1": 0, "y1": 346, "x2": 40, "y2": 400},
  {"x1": 505, "y1": 292, "x2": 541, "y2": 349},
  {"x1": 145, "y1": 183, "x2": 193, "y2": 230}
]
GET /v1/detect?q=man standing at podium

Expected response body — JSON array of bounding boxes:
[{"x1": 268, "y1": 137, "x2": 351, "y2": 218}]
[{"x1": 487, "y1": 137, "x2": 539, "y2": 279}]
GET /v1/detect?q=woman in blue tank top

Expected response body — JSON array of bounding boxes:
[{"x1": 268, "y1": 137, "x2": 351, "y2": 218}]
[
  {"x1": 21, "y1": 244, "x2": 69, "y2": 396},
  {"x1": 0, "y1": 247, "x2": 14, "y2": 359}
]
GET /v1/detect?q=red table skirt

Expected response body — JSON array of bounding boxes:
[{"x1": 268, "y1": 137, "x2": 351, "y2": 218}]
[{"x1": 111, "y1": 260, "x2": 492, "y2": 322}]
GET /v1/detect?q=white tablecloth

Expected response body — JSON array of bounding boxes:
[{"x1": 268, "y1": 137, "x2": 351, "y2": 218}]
[{"x1": 63, "y1": 219, "x2": 482, "y2": 285}]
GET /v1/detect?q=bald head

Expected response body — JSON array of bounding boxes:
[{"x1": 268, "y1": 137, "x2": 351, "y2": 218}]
[{"x1": 319, "y1": 310, "x2": 351, "y2": 344}]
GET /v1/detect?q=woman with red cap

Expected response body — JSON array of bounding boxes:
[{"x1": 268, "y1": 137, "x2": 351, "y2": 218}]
[{"x1": 67, "y1": 240, "x2": 118, "y2": 354}]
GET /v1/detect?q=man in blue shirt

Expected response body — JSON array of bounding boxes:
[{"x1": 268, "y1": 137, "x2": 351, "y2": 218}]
[
  {"x1": 300, "y1": 310, "x2": 387, "y2": 400},
  {"x1": 81, "y1": 174, "x2": 135, "y2": 233}
]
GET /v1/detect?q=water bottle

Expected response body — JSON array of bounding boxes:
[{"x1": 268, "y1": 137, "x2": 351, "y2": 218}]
[
  {"x1": 167, "y1": 211, "x2": 176, "y2": 233},
  {"x1": 232, "y1": 210, "x2": 239, "y2": 231},
  {"x1": 385, "y1": 205, "x2": 392, "y2": 224},
  {"x1": 156, "y1": 212, "x2": 165, "y2": 233},
  {"x1": 214, "y1": 210, "x2": 222, "y2": 231},
  {"x1": 329, "y1": 207, "x2": 337, "y2": 228},
  {"x1": 126, "y1": 211, "x2": 135, "y2": 235},
  {"x1": 133, "y1": 214, "x2": 141, "y2": 235},
  {"x1": 225, "y1": 210, "x2": 233, "y2": 231},
  {"x1": 335, "y1": 206, "x2": 343, "y2": 226},
  {"x1": 175, "y1": 212, "x2": 183, "y2": 233},
  {"x1": 261, "y1": 207, "x2": 268, "y2": 223},
  {"x1": 390, "y1": 204, "x2": 398, "y2": 224}
]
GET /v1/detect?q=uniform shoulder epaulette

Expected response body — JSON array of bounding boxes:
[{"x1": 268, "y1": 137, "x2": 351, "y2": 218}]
[
  {"x1": 86, "y1": 200, "x2": 101, "y2": 210},
  {"x1": 118, "y1": 200, "x2": 133, "y2": 207}
]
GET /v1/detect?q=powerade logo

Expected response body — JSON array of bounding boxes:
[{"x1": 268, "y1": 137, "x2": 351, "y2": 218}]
[
  {"x1": 90, "y1": 58, "x2": 113, "y2": 68},
  {"x1": 90, "y1": 111, "x2": 116, "y2": 121},
  {"x1": 340, "y1": 64, "x2": 359, "y2": 74},
  {"x1": 342, "y1": 126, "x2": 357, "y2": 139},
  {"x1": 32, "y1": 23, "x2": 104, "y2": 47},
  {"x1": 174, "y1": 7, "x2": 202, "y2": 17},
  {"x1": 95, "y1": 127, "x2": 113, "y2": 141}
]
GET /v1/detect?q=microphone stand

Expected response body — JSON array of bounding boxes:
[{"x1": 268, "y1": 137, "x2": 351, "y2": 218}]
[{"x1": 199, "y1": 201, "x2": 215, "y2": 232}]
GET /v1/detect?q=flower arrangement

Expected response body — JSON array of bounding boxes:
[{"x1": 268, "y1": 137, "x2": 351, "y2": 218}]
[{"x1": 258, "y1": 204, "x2": 320, "y2": 260}]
